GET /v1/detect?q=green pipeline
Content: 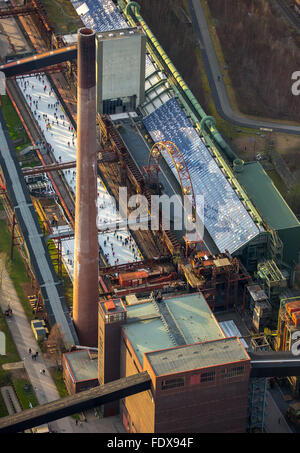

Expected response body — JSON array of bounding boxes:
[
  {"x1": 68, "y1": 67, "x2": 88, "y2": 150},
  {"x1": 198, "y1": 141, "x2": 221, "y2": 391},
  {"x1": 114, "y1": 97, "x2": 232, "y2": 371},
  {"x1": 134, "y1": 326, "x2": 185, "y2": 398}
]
[
  {"x1": 122, "y1": 1, "x2": 262, "y2": 225},
  {"x1": 123, "y1": 1, "x2": 238, "y2": 164}
]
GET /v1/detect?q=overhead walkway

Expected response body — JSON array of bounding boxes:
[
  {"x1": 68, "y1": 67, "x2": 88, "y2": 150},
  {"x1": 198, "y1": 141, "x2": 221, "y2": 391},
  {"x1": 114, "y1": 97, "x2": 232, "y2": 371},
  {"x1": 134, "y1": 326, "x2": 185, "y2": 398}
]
[
  {"x1": 0, "y1": 372, "x2": 151, "y2": 433},
  {"x1": 0, "y1": 46, "x2": 76, "y2": 78},
  {"x1": 249, "y1": 351, "x2": 300, "y2": 378},
  {"x1": 0, "y1": 351, "x2": 299, "y2": 432},
  {"x1": 0, "y1": 107, "x2": 78, "y2": 347}
]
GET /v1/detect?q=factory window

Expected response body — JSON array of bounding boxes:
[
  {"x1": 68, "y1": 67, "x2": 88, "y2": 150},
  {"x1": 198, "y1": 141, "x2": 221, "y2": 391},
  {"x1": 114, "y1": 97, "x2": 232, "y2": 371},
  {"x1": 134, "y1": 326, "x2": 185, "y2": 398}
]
[
  {"x1": 107, "y1": 313, "x2": 125, "y2": 323},
  {"x1": 222, "y1": 366, "x2": 244, "y2": 379},
  {"x1": 161, "y1": 377, "x2": 184, "y2": 390},
  {"x1": 200, "y1": 371, "x2": 215, "y2": 383}
]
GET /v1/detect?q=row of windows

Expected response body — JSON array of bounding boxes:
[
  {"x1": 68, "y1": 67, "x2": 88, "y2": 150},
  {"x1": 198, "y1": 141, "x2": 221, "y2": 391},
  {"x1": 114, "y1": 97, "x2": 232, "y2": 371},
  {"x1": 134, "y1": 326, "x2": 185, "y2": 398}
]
[
  {"x1": 104, "y1": 313, "x2": 126, "y2": 323},
  {"x1": 161, "y1": 378, "x2": 185, "y2": 390},
  {"x1": 222, "y1": 366, "x2": 245, "y2": 379},
  {"x1": 160, "y1": 367, "x2": 245, "y2": 390}
]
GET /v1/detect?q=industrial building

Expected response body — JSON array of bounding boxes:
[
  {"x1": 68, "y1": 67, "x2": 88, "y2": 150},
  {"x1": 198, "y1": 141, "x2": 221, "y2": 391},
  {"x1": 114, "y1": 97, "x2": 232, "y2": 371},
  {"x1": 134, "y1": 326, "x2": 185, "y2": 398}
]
[
  {"x1": 235, "y1": 161, "x2": 300, "y2": 271},
  {"x1": 0, "y1": 0, "x2": 300, "y2": 434},
  {"x1": 276, "y1": 296, "x2": 300, "y2": 396},
  {"x1": 63, "y1": 349, "x2": 98, "y2": 394},
  {"x1": 96, "y1": 27, "x2": 146, "y2": 114},
  {"x1": 96, "y1": 292, "x2": 251, "y2": 432}
]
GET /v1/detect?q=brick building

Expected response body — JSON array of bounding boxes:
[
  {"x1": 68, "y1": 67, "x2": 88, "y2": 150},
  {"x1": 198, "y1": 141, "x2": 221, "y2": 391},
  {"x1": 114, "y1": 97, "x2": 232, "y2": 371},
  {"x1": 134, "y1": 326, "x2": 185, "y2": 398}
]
[
  {"x1": 98, "y1": 292, "x2": 251, "y2": 432},
  {"x1": 63, "y1": 349, "x2": 98, "y2": 394}
]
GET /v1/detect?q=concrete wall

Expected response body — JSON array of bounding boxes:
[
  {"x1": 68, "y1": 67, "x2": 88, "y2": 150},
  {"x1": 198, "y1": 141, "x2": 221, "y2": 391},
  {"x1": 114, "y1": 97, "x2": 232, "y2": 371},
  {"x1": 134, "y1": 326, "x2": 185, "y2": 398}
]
[{"x1": 96, "y1": 31, "x2": 146, "y2": 113}]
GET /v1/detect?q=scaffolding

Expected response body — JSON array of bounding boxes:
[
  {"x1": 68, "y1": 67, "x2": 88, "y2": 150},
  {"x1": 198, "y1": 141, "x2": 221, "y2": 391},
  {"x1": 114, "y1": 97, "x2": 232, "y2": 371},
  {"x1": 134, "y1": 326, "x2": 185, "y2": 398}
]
[
  {"x1": 257, "y1": 260, "x2": 287, "y2": 304},
  {"x1": 181, "y1": 251, "x2": 251, "y2": 311},
  {"x1": 247, "y1": 284, "x2": 272, "y2": 333},
  {"x1": 276, "y1": 296, "x2": 300, "y2": 396}
]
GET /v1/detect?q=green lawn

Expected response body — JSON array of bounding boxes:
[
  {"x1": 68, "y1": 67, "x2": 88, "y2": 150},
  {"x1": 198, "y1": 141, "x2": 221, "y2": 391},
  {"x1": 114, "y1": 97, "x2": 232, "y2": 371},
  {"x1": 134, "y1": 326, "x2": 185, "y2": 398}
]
[
  {"x1": 0, "y1": 392, "x2": 8, "y2": 418},
  {"x1": 0, "y1": 307, "x2": 20, "y2": 387},
  {"x1": 51, "y1": 369, "x2": 79, "y2": 419},
  {"x1": 12, "y1": 378, "x2": 38, "y2": 410},
  {"x1": 51, "y1": 369, "x2": 68, "y2": 398},
  {"x1": 0, "y1": 218, "x2": 34, "y2": 321},
  {"x1": 1, "y1": 95, "x2": 40, "y2": 167},
  {"x1": 1, "y1": 96, "x2": 30, "y2": 153},
  {"x1": 40, "y1": 0, "x2": 83, "y2": 35}
]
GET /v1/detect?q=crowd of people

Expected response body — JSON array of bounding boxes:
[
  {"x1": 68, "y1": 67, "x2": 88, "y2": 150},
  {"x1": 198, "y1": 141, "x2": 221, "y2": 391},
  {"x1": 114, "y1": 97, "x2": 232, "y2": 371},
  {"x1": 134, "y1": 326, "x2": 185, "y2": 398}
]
[{"x1": 17, "y1": 75, "x2": 141, "y2": 272}]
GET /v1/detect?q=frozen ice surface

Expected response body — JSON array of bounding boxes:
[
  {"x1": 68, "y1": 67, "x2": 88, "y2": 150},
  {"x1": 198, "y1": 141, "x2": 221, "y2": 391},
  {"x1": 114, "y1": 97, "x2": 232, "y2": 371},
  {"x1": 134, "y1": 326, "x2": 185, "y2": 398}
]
[{"x1": 17, "y1": 75, "x2": 142, "y2": 280}]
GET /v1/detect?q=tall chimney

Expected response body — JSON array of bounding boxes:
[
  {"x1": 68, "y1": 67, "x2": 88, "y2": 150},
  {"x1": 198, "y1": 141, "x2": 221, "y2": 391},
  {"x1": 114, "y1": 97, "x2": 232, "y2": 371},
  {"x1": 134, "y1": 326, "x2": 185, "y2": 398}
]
[{"x1": 73, "y1": 28, "x2": 99, "y2": 346}]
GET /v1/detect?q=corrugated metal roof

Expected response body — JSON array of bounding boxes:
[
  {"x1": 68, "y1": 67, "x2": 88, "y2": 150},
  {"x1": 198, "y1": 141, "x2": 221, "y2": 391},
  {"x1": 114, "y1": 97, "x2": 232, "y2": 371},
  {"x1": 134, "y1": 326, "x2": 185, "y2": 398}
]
[
  {"x1": 123, "y1": 293, "x2": 225, "y2": 366},
  {"x1": 123, "y1": 318, "x2": 175, "y2": 365},
  {"x1": 237, "y1": 162, "x2": 300, "y2": 231},
  {"x1": 143, "y1": 98, "x2": 261, "y2": 254},
  {"x1": 70, "y1": 0, "x2": 128, "y2": 32},
  {"x1": 145, "y1": 337, "x2": 250, "y2": 376},
  {"x1": 219, "y1": 320, "x2": 248, "y2": 349},
  {"x1": 163, "y1": 294, "x2": 224, "y2": 345}
]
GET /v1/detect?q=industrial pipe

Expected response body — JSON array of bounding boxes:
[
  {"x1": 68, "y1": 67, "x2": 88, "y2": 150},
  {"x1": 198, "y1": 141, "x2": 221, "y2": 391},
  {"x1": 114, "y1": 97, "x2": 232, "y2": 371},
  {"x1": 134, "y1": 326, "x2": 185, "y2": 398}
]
[
  {"x1": 124, "y1": 1, "x2": 238, "y2": 163},
  {"x1": 200, "y1": 116, "x2": 238, "y2": 162},
  {"x1": 73, "y1": 28, "x2": 99, "y2": 347}
]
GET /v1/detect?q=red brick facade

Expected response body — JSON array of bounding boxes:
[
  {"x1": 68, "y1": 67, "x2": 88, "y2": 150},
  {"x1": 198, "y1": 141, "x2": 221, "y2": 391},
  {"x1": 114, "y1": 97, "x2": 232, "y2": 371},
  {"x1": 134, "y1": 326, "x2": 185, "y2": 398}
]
[
  {"x1": 62, "y1": 353, "x2": 98, "y2": 395},
  {"x1": 120, "y1": 332, "x2": 251, "y2": 433}
]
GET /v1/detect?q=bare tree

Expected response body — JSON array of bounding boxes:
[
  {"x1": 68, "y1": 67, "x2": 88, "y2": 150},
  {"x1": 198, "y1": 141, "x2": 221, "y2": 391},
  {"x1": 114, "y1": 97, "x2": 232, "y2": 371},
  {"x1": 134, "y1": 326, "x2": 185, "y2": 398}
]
[{"x1": 45, "y1": 323, "x2": 65, "y2": 368}]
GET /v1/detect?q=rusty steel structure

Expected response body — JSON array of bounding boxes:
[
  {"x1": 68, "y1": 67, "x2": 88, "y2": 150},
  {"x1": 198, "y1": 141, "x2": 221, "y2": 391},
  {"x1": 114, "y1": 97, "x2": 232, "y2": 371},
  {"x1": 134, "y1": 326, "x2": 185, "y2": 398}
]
[
  {"x1": 98, "y1": 114, "x2": 145, "y2": 193},
  {"x1": 145, "y1": 141, "x2": 203, "y2": 256},
  {"x1": 0, "y1": 4, "x2": 36, "y2": 19},
  {"x1": 98, "y1": 256, "x2": 170, "y2": 276},
  {"x1": 73, "y1": 28, "x2": 99, "y2": 347},
  {"x1": 181, "y1": 251, "x2": 252, "y2": 311},
  {"x1": 99, "y1": 256, "x2": 181, "y2": 297},
  {"x1": 22, "y1": 158, "x2": 108, "y2": 177},
  {"x1": 8, "y1": 0, "x2": 53, "y2": 46},
  {"x1": 143, "y1": 141, "x2": 202, "y2": 255},
  {"x1": 10, "y1": 64, "x2": 66, "y2": 79},
  {"x1": 144, "y1": 141, "x2": 197, "y2": 222},
  {"x1": 98, "y1": 115, "x2": 182, "y2": 256}
]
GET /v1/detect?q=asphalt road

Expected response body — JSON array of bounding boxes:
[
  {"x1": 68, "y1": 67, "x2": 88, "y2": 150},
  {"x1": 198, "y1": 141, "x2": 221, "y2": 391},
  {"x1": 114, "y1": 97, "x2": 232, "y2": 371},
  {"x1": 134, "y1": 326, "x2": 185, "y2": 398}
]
[{"x1": 188, "y1": 0, "x2": 300, "y2": 135}]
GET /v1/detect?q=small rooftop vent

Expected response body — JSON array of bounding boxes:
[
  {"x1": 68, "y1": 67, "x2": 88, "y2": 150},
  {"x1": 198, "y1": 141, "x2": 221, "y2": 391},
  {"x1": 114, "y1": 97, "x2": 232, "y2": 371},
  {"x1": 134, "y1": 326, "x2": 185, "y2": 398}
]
[{"x1": 105, "y1": 300, "x2": 116, "y2": 311}]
